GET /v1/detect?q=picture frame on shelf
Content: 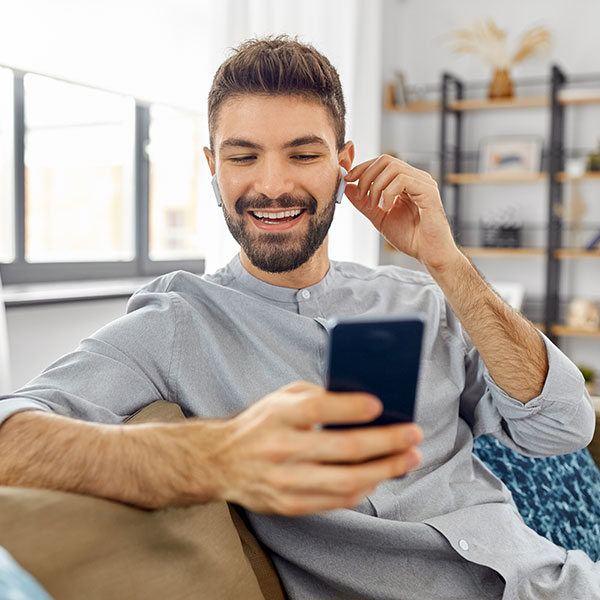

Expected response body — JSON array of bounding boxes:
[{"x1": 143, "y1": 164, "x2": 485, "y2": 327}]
[{"x1": 479, "y1": 135, "x2": 544, "y2": 175}]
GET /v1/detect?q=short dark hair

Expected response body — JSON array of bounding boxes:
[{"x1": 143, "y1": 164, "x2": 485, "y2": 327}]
[{"x1": 208, "y1": 35, "x2": 346, "y2": 151}]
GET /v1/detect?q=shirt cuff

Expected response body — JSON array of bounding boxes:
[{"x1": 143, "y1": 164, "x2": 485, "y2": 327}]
[{"x1": 483, "y1": 331, "x2": 588, "y2": 422}]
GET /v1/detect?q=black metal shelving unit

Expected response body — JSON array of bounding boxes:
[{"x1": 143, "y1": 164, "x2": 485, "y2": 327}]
[
  {"x1": 439, "y1": 73, "x2": 464, "y2": 242},
  {"x1": 545, "y1": 65, "x2": 567, "y2": 341},
  {"x1": 438, "y1": 65, "x2": 590, "y2": 345}
]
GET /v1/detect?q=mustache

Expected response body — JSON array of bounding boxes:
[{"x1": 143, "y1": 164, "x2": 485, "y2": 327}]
[{"x1": 235, "y1": 193, "x2": 318, "y2": 216}]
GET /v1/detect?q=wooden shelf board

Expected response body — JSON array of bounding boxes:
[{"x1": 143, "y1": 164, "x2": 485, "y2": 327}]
[
  {"x1": 387, "y1": 101, "x2": 440, "y2": 113},
  {"x1": 461, "y1": 247, "x2": 546, "y2": 257},
  {"x1": 554, "y1": 249, "x2": 600, "y2": 258},
  {"x1": 556, "y1": 172, "x2": 600, "y2": 182},
  {"x1": 551, "y1": 325, "x2": 600, "y2": 338},
  {"x1": 384, "y1": 83, "x2": 440, "y2": 113},
  {"x1": 449, "y1": 96, "x2": 548, "y2": 111},
  {"x1": 447, "y1": 172, "x2": 547, "y2": 185},
  {"x1": 385, "y1": 90, "x2": 600, "y2": 113},
  {"x1": 559, "y1": 90, "x2": 600, "y2": 105}
]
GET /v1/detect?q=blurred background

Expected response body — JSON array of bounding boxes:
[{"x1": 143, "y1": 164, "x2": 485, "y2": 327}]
[{"x1": 0, "y1": 0, "x2": 598, "y2": 411}]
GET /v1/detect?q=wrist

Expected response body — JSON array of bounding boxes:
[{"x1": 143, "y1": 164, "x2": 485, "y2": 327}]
[
  {"x1": 123, "y1": 420, "x2": 230, "y2": 508},
  {"x1": 425, "y1": 247, "x2": 470, "y2": 287}
]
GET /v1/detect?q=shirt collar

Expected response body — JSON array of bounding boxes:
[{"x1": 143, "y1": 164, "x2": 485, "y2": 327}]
[{"x1": 227, "y1": 253, "x2": 334, "y2": 304}]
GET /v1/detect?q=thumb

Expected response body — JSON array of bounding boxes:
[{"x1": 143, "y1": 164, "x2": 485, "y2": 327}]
[
  {"x1": 344, "y1": 183, "x2": 369, "y2": 210},
  {"x1": 344, "y1": 183, "x2": 382, "y2": 225}
]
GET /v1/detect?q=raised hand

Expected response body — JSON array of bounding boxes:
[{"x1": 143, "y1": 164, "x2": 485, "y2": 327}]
[{"x1": 344, "y1": 155, "x2": 460, "y2": 273}]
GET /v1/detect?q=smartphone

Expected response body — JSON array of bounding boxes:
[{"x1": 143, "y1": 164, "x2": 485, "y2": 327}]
[{"x1": 325, "y1": 315, "x2": 425, "y2": 428}]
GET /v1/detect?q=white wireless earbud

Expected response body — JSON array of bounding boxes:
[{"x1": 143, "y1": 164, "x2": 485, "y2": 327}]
[
  {"x1": 335, "y1": 167, "x2": 348, "y2": 204},
  {"x1": 211, "y1": 175, "x2": 223, "y2": 207}
]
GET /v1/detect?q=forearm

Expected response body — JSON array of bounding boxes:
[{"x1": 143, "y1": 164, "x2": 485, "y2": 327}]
[
  {"x1": 430, "y1": 251, "x2": 548, "y2": 403},
  {"x1": 0, "y1": 411, "x2": 225, "y2": 509}
]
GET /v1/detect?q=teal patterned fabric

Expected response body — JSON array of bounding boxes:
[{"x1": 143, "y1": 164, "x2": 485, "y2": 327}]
[
  {"x1": 0, "y1": 546, "x2": 53, "y2": 599},
  {"x1": 473, "y1": 434, "x2": 600, "y2": 560}
]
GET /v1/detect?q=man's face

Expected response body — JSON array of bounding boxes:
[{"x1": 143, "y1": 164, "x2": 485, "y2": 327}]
[{"x1": 205, "y1": 95, "x2": 352, "y2": 273}]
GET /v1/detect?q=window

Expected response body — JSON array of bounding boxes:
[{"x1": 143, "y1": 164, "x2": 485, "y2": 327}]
[
  {"x1": 24, "y1": 74, "x2": 135, "y2": 263},
  {"x1": 0, "y1": 70, "x2": 205, "y2": 285},
  {"x1": 147, "y1": 105, "x2": 205, "y2": 260},
  {"x1": 0, "y1": 68, "x2": 13, "y2": 264}
]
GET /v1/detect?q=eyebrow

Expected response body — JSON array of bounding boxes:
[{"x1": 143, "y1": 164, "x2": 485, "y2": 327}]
[{"x1": 219, "y1": 135, "x2": 329, "y2": 152}]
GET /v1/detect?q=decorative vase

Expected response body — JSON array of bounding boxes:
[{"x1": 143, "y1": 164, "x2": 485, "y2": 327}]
[{"x1": 488, "y1": 69, "x2": 514, "y2": 99}]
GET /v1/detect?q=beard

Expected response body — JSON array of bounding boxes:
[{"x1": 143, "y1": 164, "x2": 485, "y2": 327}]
[{"x1": 221, "y1": 177, "x2": 339, "y2": 273}]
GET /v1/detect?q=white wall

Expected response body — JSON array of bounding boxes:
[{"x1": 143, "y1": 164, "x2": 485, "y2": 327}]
[
  {"x1": 380, "y1": 0, "x2": 600, "y2": 377},
  {"x1": 6, "y1": 299, "x2": 128, "y2": 390}
]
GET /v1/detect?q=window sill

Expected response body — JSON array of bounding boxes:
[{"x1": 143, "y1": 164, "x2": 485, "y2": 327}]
[{"x1": 3, "y1": 278, "x2": 154, "y2": 307}]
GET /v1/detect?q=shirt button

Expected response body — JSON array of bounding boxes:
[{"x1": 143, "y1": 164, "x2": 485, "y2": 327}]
[
  {"x1": 301, "y1": 289, "x2": 311, "y2": 299},
  {"x1": 458, "y1": 539, "x2": 469, "y2": 551}
]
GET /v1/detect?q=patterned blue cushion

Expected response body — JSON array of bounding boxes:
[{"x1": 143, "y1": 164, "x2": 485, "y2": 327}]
[{"x1": 473, "y1": 435, "x2": 600, "y2": 561}]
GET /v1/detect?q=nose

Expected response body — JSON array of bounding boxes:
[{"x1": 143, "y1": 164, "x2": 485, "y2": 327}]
[{"x1": 252, "y1": 157, "x2": 295, "y2": 199}]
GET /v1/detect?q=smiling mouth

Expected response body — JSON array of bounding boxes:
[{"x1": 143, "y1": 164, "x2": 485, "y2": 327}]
[{"x1": 249, "y1": 209, "x2": 306, "y2": 224}]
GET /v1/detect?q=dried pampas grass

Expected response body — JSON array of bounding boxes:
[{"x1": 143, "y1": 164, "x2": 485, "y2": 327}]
[{"x1": 448, "y1": 20, "x2": 551, "y2": 70}]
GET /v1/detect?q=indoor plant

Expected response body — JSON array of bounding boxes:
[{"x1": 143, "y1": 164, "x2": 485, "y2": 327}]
[{"x1": 579, "y1": 365, "x2": 596, "y2": 396}]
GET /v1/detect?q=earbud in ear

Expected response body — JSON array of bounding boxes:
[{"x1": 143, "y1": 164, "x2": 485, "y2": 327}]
[
  {"x1": 211, "y1": 175, "x2": 222, "y2": 207},
  {"x1": 335, "y1": 167, "x2": 348, "y2": 204}
]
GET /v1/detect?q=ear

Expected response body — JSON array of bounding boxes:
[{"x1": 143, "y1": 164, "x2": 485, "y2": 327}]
[
  {"x1": 338, "y1": 141, "x2": 355, "y2": 172},
  {"x1": 203, "y1": 146, "x2": 216, "y2": 176}
]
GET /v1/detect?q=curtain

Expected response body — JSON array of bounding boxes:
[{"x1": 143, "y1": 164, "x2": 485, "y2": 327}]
[
  {"x1": 0, "y1": 273, "x2": 11, "y2": 394},
  {"x1": 201, "y1": 0, "x2": 383, "y2": 273}
]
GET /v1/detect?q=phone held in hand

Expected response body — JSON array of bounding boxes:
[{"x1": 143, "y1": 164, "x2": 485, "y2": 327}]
[{"x1": 325, "y1": 315, "x2": 425, "y2": 428}]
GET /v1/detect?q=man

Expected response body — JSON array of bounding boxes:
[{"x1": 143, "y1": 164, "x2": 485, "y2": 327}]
[{"x1": 0, "y1": 36, "x2": 598, "y2": 599}]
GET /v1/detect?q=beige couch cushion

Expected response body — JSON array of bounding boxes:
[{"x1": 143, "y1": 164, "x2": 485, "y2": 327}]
[
  {"x1": 0, "y1": 488, "x2": 265, "y2": 600},
  {"x1": 0, "y1": 401, "x2": 284, "y2": 600}
]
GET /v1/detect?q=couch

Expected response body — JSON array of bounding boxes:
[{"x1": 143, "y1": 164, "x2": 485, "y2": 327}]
[{"x1": 1, "y1": 400, "x2": 599, "y2": 599}]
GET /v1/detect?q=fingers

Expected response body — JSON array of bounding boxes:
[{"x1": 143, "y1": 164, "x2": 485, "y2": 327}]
[
  {"x1": 345, "y1": 155, "x2": 439, "y2": 214},
  {"x1": 298, "y1": 423, "x2": 424, "y2": 463},
  {"x1": 345, "y1": 155, "x2": 434, "y2": 192},
  {"x1": 239, "y1": 443, "x2": 423, "y2": 516},
  {"x1": 364, "y1": 163, "x2": 402, "y2": 210},
  {"x1": 276, "y1": 382, "x2": 383, "y2": 428},
  {"x1": 260, "y1": 490, "x2": 375, "y2": 516},
  {"x1": 221, "y1": 381, "x2": 426, "y2": 516},
  {"x1": 346, "y1": 173, "x2": 439, "y2": 231},
  {"x1": 270, "y1": 447, "x2": 423, "y2": 497}
]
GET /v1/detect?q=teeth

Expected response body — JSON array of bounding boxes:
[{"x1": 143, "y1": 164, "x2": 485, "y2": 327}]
[{"x1": 253, "y1": 209, "x2": 302, "y2": 219}]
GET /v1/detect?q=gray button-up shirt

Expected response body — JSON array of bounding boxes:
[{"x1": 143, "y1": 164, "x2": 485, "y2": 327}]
[{"x1": 1, "y1": 255, "x2": 598, "y2": 599}]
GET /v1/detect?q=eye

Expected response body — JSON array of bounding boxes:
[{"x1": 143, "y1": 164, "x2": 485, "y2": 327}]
[
  {"x1": 229, "y1": 156, "x2": 256, "y2": 163},
  {"x1": 293, "y1": 154, "x2": 319, "y2": 161}
]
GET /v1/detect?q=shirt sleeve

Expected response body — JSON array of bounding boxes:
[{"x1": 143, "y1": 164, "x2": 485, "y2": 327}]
[
  {"x1": 0, "y1": 285, "x2": 180, "y2": 426},
  {"x1": 454, "y1": 311, "x2": 595, "y2": 457}
]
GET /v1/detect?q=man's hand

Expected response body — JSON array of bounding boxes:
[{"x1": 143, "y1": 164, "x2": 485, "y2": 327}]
[
  {"x1": 344, "y1": 155, "x2": 460, "y2": 273},
  {"x1": 211, "y1": 382, "x2": 423, "y2": 516}
]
